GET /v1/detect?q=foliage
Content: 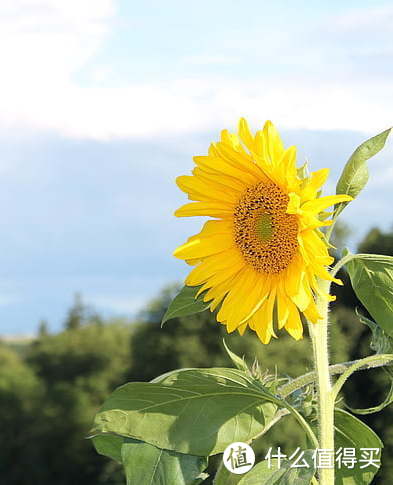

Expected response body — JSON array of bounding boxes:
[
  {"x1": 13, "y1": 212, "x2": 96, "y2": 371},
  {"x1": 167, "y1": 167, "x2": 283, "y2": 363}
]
[
  {"x1": 2, "y1": 223, "x2": 393, "y2": 483},
  {"x1": 28, "y1": 321, "x2": 131, "y2": 398},
  {"x1": 0, "y1": 320, "x2": 131, "y2": 485},
  {"x1": 341, "y1": 226, "x2": 393, "y2": 484}
]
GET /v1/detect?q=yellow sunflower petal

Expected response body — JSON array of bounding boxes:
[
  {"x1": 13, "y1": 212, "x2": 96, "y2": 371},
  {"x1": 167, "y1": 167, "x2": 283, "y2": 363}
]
[
  {"x1": 277, "y1": 286, "x2": 290, "y2": 330},
  {"x1": 287, "y1": 192, "x2": 301, "y2": 214},
  {"x1": 222, "y1": 272, "x2": 272, "y2": 331},
  {"x1": 173, "y1": 233, "x2": 233, "y2": 260},
  {"x1": 290, "y1": 273, "x2": 311, "y2": 312},
  {"x1": 301, "y1": 168, "x2": 330, "y2": 200},
  {"x1": 249, "y1": 288, "x2": 277, "y2": 344},
  {"x1": 194, "y1": 155, "x2": 258, "y2": 185},
  {"x1": 202, "y1": 273, "x2": 240, "y2": 310},
  {"x1": 303, "y1": 299, "x2": 322, "y2": 323},
  {"x1": 176, "y1": 175, "x2": 240, "y2": 204},
  {"x1": 284, "y1": 301, "x2": 303, "y2": 340},
  {"x1": 302, "y1": 194, "x2": 353, "y2": 214},
  {"x1": 263, "y1": 120, "x2": 285, "y2": 163},
  {"x1": 193, "y1": 167, "x2": 246, "y2": 192},
  {"x1": 174, "y1": 201, "x2": 233, "y2": 218},
  {"x1": 238, "y1": 118, "x2": 255, "y2": 152},
  {"x1": 237, "y1": 322, "x2": 248, "y2": 336}
]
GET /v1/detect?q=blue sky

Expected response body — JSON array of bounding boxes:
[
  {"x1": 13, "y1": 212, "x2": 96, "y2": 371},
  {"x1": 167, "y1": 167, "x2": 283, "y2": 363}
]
[{"x1": 0, "y1": 0, "x2": 392, "y2": 334}]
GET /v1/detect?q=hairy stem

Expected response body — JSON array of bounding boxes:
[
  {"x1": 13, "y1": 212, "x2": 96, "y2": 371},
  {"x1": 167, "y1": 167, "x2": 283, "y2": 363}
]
[
  {"x1": 278, "y1": 355, "x2": 393, "y2": 398},
  {"x1": 331, "y1": 354, "x2": 393, "y2": 402},
  {"x1": 330, "y1": 252, "x2": 356, "y2": 277},
  {"x1": 308, "y1": 280, "x2": 335, "y2": 485}
]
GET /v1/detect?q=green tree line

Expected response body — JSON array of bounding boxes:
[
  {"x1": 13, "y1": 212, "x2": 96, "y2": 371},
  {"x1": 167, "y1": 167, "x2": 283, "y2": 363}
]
[{"x1": 0, "y1": 225, "x2": 392, "y2": 484}]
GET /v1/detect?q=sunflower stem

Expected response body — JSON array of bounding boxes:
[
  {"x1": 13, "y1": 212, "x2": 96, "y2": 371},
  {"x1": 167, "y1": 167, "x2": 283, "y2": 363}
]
[{"x1": 308, "y1": 280, "x2": 335, "y2": 485}]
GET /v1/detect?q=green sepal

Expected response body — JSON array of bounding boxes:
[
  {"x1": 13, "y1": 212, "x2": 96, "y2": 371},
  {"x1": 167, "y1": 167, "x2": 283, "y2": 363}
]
[
  {"x1": 297, "y1": 161, "x2": 309, "y2": 179},
  {"x1": 222, "y1": 340, "x2": 249, "y2": 372}
]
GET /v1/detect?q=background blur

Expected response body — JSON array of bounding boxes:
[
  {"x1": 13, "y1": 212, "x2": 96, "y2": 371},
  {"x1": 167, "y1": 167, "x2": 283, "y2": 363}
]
[{"x1": 0, "y1": 1, "x2": 392, "y2": 484}]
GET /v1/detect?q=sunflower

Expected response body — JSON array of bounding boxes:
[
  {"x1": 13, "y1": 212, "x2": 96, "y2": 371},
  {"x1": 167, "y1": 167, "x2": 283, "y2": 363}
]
[{"x1": 173, "y1": 119, "x2": 351, "y2": 344}]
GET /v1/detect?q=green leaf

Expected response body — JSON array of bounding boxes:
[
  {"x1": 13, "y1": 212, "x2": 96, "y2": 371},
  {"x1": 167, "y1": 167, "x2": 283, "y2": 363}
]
[
  {"x1": 335, "y1": 408, "x2": 383, "y2": 485},
  {"x1": 121, "y1": 438, "x2": 208, "y2": 485},
  {"x1": 222, "y1": 340, "x2": 249, "y2": 372},
  {"x1": 92, "y1": 433, "x2": 124, "y2": 463},
  {"x1": 150, "y1": 368, "x2": 196, "y2": 384},
  {"x1": 342, "y1": 247, "x2": 351, "y2": 258},
  {"x1": 346, "y1": 254, "x2": 393, "y2": 337},
  {"x1": 356, "y1": 309, "x2": 393, "y2": 355},
  {"x1": 214, "y1": 451, "x2": 315, "y2": 485},
  {"x1": 335, "y1": 127, "x2": 391, "y2": 216},
  {"x1": 91, "y1": 368, "x2": 280, "y2": 456},
  {"x1": 161, "y1": 285, "x2": 210, "y2": 325}
]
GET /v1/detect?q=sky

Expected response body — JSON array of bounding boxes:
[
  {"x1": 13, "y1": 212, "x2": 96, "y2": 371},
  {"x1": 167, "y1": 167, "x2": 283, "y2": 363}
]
[{"x1": 0, "y1": 0, "x2": 392, "y2": 335}]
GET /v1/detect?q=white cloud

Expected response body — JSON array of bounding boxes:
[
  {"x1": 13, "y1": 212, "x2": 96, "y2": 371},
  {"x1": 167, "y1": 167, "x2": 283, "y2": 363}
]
[
  {"x1": 0, "y1": 0, "x2": 114, "y2": 79},
  {"x1": 0, "y1": 2, "x2": 391, "y2": 140},
  {"x1": 335, "y1": 4, "x2": 393, "y2": 31},
  {"x1": 185, "y1": 55, "x2": 240, "y2": 65},
  {"x1": 2, "y1": 76, "x2": 392, "y2": 140},
  {"x1": 0, "y1": 0, "x2": 116, "y2": 131}
]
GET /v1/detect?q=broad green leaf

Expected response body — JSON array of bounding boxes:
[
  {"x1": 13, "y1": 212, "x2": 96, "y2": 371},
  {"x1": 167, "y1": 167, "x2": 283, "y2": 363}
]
[
  {"x1": 335, "y1": 128, "x2": 391, "y2": 216},
  {"x1": 346, "y1": 254, "x2": 393, "y2": 337},
  {"x1": 151, "y1": 368, "x2": 196, "y2": 384},
  {"x1": 335, "y1": 408, "x2": 383, "y2": 485},
  {"x1": 121, "y1": 438, "x2": 208, "y2": 485},
  {"x1": 162, "y1": 285, "x2": 209, "y2": 325},
  {"x1": 214, "y1": 451, "x2": 315, "y2": 485},
  {"x1": 91, "y1": 368, "x2": 279, "y2": 456},
  {"x1": 92, "y1": 433, "x2": 124, "y2": 463},
  {"x1": 223, "y1": 340, "x2": 249, "y2": 372}
]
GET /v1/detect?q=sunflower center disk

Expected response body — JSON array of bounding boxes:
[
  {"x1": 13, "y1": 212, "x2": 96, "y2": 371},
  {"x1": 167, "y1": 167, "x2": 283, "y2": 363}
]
[
  {"x1": 233, "y1": 183, "x2": 299, "y2": 274},
  {"x1": 255, "y1": 213, "x2": 274, "y2": 243}
]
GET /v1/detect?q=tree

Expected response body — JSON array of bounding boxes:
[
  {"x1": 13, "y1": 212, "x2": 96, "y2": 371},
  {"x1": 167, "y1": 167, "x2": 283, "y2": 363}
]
[
  {"x1": 0, "y1": 345, "x2": 44, "y2": 482},
  {"x1": 38, "y1": 319, "x2": 49, "y2": 337},
  {"x1": 358, "y1": 226, "x2": 393, "y2": 255},
  {"x1": 0, "y1": 321, "x2": 133, "y2": 485},
  {"x1": 64, "y1": 293, "x2": 87, "y2": 330}
]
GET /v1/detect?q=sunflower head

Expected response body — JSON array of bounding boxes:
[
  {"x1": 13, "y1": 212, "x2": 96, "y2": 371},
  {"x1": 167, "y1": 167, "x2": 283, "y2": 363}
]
[{"x1": 173, "y1": 119, "x2": 351, "y2": 344}]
